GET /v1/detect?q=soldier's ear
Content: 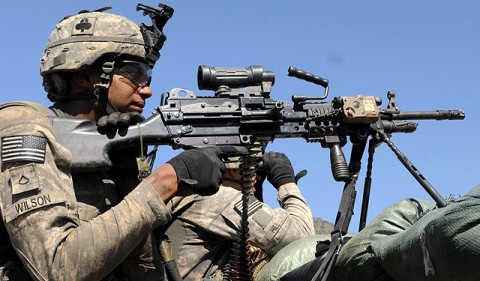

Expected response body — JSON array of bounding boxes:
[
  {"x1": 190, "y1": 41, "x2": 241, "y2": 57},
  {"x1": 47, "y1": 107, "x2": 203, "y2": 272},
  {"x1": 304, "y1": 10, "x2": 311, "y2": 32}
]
[
  {"x1": 72, "y1": 68, "x2": 100, "y2": 89},
  {"x1": 71, "y1": 69, "x2": 91, "y2": 88}
]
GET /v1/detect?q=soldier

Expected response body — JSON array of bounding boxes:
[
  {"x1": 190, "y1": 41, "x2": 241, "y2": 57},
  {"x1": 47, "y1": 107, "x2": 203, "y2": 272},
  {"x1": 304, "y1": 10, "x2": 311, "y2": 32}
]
[
  {"x1": 0, "y1": 6, "x2": 243, "y2": 281},
  {"x1": 161, "y1": 151, "x2": 315, "y2": 280}
]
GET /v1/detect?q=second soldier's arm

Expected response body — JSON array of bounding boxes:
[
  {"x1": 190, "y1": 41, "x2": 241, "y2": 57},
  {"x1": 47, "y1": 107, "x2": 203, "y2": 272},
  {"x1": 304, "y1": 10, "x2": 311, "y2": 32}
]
[{"x1": 179, "y1": 152, "x2": 314, "y2": 256}]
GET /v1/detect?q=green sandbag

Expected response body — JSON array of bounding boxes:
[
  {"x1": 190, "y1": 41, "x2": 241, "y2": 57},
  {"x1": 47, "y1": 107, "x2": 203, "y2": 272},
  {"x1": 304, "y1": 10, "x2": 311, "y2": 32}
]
[
  {"x1": 256, "y1": 234, "x2": 330, "y2": 281},
  {"x1": 371, "y1": 185, "x2": 480, "y2": 281},
  {"x1": 258, "y1": 185, "x2": 480, "y2": 281},
  {"x1": 329, "y1": 198, "x2": 435, "y2": 281},
  {"x1": 256, "y1": 197, "x2": 429, "y2": 281}
]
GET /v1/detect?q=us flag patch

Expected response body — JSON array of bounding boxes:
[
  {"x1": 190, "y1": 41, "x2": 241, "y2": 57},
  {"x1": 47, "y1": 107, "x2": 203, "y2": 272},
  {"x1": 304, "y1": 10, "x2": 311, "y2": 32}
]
[
  {"x1": 1, "y1": 135, "x2": 47, "y2": 164},
  {"x1": 234, "y1": 194, "x2": 262, "y2": 217}
]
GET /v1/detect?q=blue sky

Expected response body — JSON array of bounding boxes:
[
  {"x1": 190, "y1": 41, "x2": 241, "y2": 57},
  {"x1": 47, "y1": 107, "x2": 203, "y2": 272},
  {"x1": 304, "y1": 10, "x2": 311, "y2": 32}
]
[{"x1": 1, "y1": 1, "x2": 479, "y2": 230}]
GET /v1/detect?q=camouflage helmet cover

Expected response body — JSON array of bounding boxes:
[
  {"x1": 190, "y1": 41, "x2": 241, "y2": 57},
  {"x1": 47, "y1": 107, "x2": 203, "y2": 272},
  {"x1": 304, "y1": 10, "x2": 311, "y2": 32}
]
[{"x1": 40, "y1": 11, "x2": 146, "y2": 75}]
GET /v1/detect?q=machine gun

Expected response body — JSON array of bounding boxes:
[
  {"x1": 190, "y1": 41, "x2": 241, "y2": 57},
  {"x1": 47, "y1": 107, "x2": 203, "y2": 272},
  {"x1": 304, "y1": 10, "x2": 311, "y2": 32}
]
[
  {"x1": 52, "y1": 65, "x2": 464, "y2": 198},
  {"x1": 51, "y1": 65, "x2": 464, "y2": 281}
]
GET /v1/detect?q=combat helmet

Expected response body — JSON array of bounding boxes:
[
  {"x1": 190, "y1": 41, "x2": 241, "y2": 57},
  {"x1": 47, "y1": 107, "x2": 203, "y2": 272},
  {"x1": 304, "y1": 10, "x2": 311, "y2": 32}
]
[{"x1": 41, "y1": 4, "x2": 173, "y2": 102}]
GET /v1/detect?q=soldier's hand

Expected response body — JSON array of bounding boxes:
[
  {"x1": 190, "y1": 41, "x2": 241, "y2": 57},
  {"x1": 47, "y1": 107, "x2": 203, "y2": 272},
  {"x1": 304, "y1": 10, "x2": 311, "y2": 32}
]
[
  {"x1": 97, "y1": 112, "x2": 145, "y2": 132},
  {"x1": 263, "y1": 151, "x2": 296, "y2": 189},
  {"x1": 167, "y1": 146, "x2": 248, "y2": 196}
]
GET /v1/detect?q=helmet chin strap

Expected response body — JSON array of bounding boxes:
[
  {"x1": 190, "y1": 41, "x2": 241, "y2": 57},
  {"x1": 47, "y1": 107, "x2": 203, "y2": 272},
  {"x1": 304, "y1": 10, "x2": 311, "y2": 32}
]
[
  {"x1": 94, "y1": 87, "x2": 119, "y2": 115},
  {"x1": 94, "y1": 60, "x2": 120, "y2": 115}
]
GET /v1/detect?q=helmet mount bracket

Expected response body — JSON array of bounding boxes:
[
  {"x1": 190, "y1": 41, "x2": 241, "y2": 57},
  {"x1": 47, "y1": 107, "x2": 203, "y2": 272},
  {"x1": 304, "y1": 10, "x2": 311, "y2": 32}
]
[{"x1": 136, "y1": 3, "x2": 174, "y2": 67}]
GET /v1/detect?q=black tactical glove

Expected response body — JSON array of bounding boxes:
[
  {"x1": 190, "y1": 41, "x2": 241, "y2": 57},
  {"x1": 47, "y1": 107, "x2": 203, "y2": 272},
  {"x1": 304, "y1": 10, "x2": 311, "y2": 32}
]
[
  {"x1": 97, "y1": 112, "x2": 145, "y2": 131},
  {"x1": 167, "y1": 146, "x2": 248, "y2": 196},
  {"x1": 263, "y1": 151, "x2": 296, "y2": 189}
]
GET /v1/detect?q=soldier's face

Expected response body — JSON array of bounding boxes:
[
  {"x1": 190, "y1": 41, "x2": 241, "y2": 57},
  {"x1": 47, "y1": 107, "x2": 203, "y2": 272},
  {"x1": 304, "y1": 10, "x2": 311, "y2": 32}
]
[{"x1": 108, "y1": 73, "x2": 152, "y2": 114}]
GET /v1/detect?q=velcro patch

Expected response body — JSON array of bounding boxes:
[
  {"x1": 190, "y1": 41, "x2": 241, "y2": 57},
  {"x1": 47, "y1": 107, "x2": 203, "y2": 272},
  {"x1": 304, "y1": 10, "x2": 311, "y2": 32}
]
[
  {"x1": 9, "y1": 164, "x2": 40, "y2": 195},
  {"x1": 4, "y1": 192, "x2": 66, "y2": 223},
  {"x1": 1, "y1": 135, "x2": 46, "y2": 164},
  {"x1": 252, "y1": 208, "x2": 273, "y2": 229}
]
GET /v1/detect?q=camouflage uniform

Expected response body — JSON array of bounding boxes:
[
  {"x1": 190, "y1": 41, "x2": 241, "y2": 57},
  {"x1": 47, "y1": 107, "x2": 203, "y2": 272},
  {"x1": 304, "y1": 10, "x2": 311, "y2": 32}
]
[
  {"x1": 50, "y1": 104, "x2": 163, "y2": 280},
  {"x1": 165, "y1": 182, "x2": 314, "y2": 280},
  {"x1": 0, "y1": 102, "x2": 172, "y2": 280},
  {"x1": 0, "y1": 8, "x2": 173, "y2": 280}
]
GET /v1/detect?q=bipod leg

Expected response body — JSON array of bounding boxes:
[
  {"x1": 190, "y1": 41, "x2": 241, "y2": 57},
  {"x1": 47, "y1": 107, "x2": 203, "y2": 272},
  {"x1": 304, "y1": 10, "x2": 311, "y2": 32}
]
[
  {"x1": 377, "y1": 130, "x2": 447, "y2": 208},
  {"x1": 358, "y1": 137, "x2": 381, "y2": 231}
]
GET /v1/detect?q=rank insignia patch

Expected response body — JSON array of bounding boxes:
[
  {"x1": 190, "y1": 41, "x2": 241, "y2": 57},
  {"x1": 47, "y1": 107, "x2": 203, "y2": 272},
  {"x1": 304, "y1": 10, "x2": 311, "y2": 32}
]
[{"x1": 1, "y1": 135, "x2": 47, "y2": 164}]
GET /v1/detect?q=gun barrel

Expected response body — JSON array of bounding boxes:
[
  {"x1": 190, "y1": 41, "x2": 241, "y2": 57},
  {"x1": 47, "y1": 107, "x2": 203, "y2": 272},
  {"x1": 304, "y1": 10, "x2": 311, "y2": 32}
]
[{"x1": 382, "y1": 110, "x2": 465, "y2": 121}]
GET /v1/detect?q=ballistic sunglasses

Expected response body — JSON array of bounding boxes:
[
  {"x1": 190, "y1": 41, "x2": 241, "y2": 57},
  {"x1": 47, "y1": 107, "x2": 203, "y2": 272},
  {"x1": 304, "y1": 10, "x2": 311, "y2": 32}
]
[{"x1": 115, "y1": 60, "x2": 152, "y2": 87}]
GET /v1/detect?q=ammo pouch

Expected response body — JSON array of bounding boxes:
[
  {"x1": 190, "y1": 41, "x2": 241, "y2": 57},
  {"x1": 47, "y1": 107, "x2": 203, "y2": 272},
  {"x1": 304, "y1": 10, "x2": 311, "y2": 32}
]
[{"x1": 0, "y1": 262, "x2": 31, "y2": 281}]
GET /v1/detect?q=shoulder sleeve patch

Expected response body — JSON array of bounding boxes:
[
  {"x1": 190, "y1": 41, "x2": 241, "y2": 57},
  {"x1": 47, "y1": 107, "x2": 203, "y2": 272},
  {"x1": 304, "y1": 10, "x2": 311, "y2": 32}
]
[
  {"x1": 1, "y1": 135, "x2": 46, "y2": 164},
  {"x1": 8, "y1": 163, "x2": 40, "y2": 195}
]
